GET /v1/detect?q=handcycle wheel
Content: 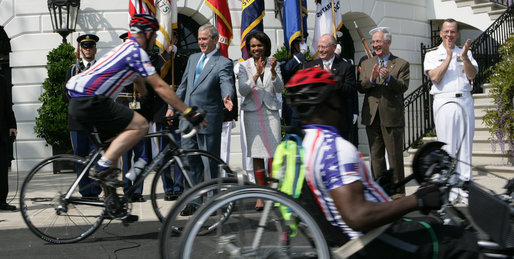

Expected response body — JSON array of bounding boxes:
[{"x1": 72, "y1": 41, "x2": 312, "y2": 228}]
[
  {"x1": 19, "y1": 155, "x2": 105, "y2": 244},
  {"x1": 160, "y1": 177, "x2": 251, "y2": 259},
  {"x1": 150, "y1": 150, "x2": 233, "y2": 222},
  {"x1": 177, "y1": 186, "x2": 331, "y2": 259}
]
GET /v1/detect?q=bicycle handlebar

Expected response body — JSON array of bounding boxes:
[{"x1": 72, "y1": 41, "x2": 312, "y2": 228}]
[{"x1": 162, "y1": 113, "x2": 198, "y2": 139}]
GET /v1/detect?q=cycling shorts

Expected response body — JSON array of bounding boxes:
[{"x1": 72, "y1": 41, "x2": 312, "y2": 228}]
[{"x1": 68, "y1": 95, "x2": 134, "y2": 141}]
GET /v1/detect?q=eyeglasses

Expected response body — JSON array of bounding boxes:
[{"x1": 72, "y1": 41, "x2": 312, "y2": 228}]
[{"x1": 371, "y1": 40, "x2": 384, "y2": 44}]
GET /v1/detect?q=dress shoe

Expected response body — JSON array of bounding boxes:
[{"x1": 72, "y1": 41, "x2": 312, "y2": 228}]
[
  {"x1": 169, "y1": 191, "x2": 183, "y2": 201},
  {"x1": 164, "y1": 192, "x2": 174, "y2": 201},
  {"x1": 0, "y1": 202, "x2": 17, "y2": 211},
  {"x1": 180, "y1": 204, "x2": 197, "y2": 216},
  {"x1": 131, "y1": 194, "x2": 145, "y2": 203}
]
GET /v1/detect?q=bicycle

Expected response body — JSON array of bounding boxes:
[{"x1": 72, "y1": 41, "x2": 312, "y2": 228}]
[{"x1": 19, "y1": 114, "x2": 233, "y2": 244}]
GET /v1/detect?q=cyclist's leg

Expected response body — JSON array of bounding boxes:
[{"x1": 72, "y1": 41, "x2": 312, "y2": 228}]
[
  {"x1": 354, "y1": 218, "x2": 479, "y2": 258},
  {"x1": 101, "y1": 112, "x2": 148, "y2": 166},
  {"x1": 69, "y1": 96, "x2": 145, "y2": 180}
]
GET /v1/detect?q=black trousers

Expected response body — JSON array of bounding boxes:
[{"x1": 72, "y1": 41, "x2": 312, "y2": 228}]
[
  {"x1": 0, "y1": 132, "x2": 10, "y2": 203},
  {"x1": 353, "y1": 217, "x2": 479, "y2": 259}
]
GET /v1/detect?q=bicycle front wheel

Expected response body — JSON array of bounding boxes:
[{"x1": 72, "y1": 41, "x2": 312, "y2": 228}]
[
  {"x1": 177, "y1": 186, "x2": 331, "y2": 259},
  {"x1": 20, "y1": 155, "x2": 105, "y2": 244},
  {"x1": 150, "y1": 149, "x2": 233, "y2": 222}
]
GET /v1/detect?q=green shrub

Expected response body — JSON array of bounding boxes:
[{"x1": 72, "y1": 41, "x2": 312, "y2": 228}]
[
  {"x1": 34, "y1": 43, "x2": 75, "y2": 151},
  {"x1": 482, "y1": 34, "x2": 514, "y2": 156}
]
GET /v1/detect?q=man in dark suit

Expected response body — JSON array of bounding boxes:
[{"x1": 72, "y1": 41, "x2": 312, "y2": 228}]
[
  {"x1": 357, "y1": 27, "x2": 410, "y2": 196},
  {"x1": 0, "y1": 73, "x2": 17, "y2": 211},
  {"x1": 306, "y1": 34, "x2": 356, "y2": 140},
  {"x1": 174, "y1": 24, "x2": 234, "y2": 202}
]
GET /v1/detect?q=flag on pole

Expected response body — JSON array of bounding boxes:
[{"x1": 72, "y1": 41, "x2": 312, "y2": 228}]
[
  {"x1": 240, "y1": 0, "x2": 265, "y2": 60},
  {"x1": 311, "y1": 0, "x2": 342, "y2": 59},
  {"x1": 128, "y1": 0, "x2": 155, "y2": 37},
  {"x1": 155, "y1": 0, "x2": 178, "y2": 78},
  {"x1": 129, "y1": 0, "x2": 155, "y2": 18},
  {"x1": 283, "y1": 0, "x2": 307, "y2": 56},
  {"x1": 206, "y1": 0, "x2": 233, "y2": 58}
]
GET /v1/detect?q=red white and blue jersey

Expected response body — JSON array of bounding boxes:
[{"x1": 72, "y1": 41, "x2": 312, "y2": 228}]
[
  {"x1": 302, "y1": 124, "x2": 391, "y2": 240},
  {"x1": 66, "y1": 37, "x2": 156, "y2": 98}
]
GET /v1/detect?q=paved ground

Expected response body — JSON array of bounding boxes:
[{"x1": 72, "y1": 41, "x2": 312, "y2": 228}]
[{"x1": 1, "y1": 162, "x2": 511, "y2": 258}]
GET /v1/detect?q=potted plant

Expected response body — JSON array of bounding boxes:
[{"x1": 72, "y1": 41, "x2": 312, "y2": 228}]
[
  {"x1": 482, "y1": 34, "x2": 514, "y2": 159},
  {"x1": 34, "y1": 43, "x2": 75, "y2": 172}
]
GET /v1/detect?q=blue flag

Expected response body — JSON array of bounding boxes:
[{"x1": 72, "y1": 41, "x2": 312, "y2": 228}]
[
  {"x1": 283, "y1": 0, "x2": 307, "y2": 55},
  {"x1": 241, "y1": 0, "x2": 265, "y2": 60}
]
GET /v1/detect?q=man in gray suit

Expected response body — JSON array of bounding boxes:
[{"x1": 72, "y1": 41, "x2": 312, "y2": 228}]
[{"x1": 173, "y1": 24, "x2": 234, "y2": 198}]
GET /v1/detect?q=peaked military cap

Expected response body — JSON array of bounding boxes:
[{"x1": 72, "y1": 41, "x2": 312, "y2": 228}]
[
  {"x1": 77, "y1": 34, "x2": 99, "y2": 48},
  {"x1": 119, "y1": 32, "x2": 129, "y2": 41}
]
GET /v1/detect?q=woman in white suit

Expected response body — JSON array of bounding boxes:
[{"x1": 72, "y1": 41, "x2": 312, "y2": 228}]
[{"x1": 238, "y1": 31, "x2": 284, "y2": 209}]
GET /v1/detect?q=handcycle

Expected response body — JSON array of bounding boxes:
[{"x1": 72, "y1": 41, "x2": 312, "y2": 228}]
[
  {"x1": 162, "y1": 141, "x2": 513, "y2": 258},
  {"x1": 19, "y1": 113, "x2": 233, "y2": 244}
]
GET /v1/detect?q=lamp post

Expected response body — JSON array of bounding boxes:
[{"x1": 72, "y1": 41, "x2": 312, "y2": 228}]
[{"x1": 47, "y1": 0, "x2": 80, "y2": 44}]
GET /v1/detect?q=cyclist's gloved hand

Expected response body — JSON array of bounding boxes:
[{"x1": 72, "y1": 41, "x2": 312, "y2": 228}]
[
  {"x1": 414, "y1": 184, "x2": 442, "y2": 214},
  {"x1": 183, "y1": 106, "x2": 206, "y2": 127}
]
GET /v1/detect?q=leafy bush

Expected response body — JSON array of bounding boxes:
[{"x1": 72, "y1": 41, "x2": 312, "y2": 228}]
[
  {"x1": 34, "y1": 43, "x2": 75, "y2": 151},
  {"x1": 272, "y1": 45, "x2": 312, "y2": 61},
  {"x1": 482, "y1": 34, "x2": 514, "y2": 156}
]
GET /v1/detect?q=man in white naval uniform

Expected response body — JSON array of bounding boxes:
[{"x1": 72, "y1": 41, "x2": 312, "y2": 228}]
[{"x1": 424, "y1": 18, "x2": 478, "y2": 202}]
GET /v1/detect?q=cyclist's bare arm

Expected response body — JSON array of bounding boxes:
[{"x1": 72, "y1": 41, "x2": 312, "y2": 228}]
[
  {"x1": 144, "y1": 74, "x2": 188, "y2": 113},
  {"x1": 330, "y1": 181, "x2": 418, "y2": 231}
]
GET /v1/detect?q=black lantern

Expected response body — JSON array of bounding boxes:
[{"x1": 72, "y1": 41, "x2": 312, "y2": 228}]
[{"x1": 47, "y1": 0, "x2": 80, "y2": 43}]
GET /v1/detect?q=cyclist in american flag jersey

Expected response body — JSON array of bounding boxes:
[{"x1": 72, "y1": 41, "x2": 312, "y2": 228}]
[
  {"x1": 285, "y1": 67, "x2": 478, "y2": 258},
  {"x1": 66, "y1": 14, "x2": 206, "y2": 186}
]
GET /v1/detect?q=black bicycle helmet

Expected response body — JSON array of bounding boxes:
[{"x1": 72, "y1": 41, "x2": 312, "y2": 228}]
[
  {"x1": 285, "y1": 67, "x2": 339, "y2": 116},
  {"x1": 130, "y1": 14, "x2": 159, "y2": 33}
]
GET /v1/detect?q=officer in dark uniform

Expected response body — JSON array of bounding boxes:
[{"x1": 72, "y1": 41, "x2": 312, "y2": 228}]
[
  {"x1": 64, "y1": 34, "x2": 102, "y2": 199},
  {"x1": 116, "y1": 32, "x2": 151, "y2": 202}
]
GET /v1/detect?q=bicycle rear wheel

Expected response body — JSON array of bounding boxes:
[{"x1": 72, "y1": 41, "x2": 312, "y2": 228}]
[
  {"x1": 20, "y1": 155, "x2": 105, "y2": 244},
  {"x1": 160, "y1": 178, "x2": 251, "y2": 259},
  {"x1": 150, "y1": 150, "x2": 233, "y2": 222},
  {"x1": 177, "y1": 186, "x2": 330, "y2": 259}
]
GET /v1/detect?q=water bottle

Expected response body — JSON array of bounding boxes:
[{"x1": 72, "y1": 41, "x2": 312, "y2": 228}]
[{"x1": 125, "y1": 157, "x2": 148, "y2": 181}]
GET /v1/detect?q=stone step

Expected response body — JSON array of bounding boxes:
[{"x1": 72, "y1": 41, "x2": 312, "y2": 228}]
[
  {"x1": 471, "y1": 2, "x2": 505, "y2": 14},
  {"x1": 489, "y1": 9, "x2": 505, "y2": 20},
  {"x1": 455, "y1": 0, "x2": 476, "y2": 8},
  {"x1": 473, "y1": 93, "x2": 494, "y2": 106}
]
